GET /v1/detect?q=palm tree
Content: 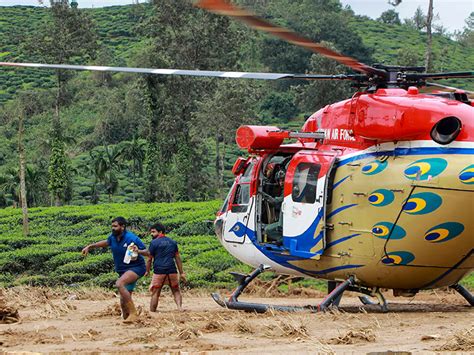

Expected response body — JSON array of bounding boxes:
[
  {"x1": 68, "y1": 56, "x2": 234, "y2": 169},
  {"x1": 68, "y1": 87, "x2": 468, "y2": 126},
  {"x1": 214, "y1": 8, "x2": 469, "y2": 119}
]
[
  {"x1": 25, "y1": 163, "x2": 49, "y2": 207},
  {"x1": 120, "y1": 137, "x2": 146, "y2": 201},
  {"x1": 103, "y1": 144, "x2": 123, "y2": 202},
  {"x1": 0, "y1": 168, "x2": 19, "y2": 207},
  {"x1": 85, "y1": 145, "x2": 123, "y2": 203},
  {"x1": 83, "y1": 150, "x2": 108, "y2": 204}
]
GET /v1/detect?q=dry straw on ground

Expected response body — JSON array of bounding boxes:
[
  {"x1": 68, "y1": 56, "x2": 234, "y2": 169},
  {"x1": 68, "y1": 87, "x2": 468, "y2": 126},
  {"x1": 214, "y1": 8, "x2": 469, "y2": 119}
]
[
  {"x1": 244, "y1": 276, "x2": 325, "y2": 298},
  {"x1": 328, "y1": 327, "x2": 376, "y2": 345},
  {"x1": 436, "y1": 327, "x2": 474, "y2": 351},
  {"x1": 234, "y1": 319, "x2": 255, "y2": 334},
  {"x1": 264, "y1": 314, "x2": 310, "y2": 339},
  {"x1": 0, "y1": 289, "x2": 20, "y2": 324}
]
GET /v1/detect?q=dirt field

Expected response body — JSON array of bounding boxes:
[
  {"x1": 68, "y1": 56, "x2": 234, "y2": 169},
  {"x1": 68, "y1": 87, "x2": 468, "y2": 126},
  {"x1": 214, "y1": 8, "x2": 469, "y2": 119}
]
[{"x1": 1, "y1": 286, "x2": 472, "y2": 354}]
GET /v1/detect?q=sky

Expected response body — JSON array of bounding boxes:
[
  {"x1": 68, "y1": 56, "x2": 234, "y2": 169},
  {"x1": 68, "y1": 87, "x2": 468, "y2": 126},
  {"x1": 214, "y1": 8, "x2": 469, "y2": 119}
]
[
  {"x1": 340, "y1": 0, "x2": 473, "y2": 33},
  {"x1": 1, "y1": 0, "x2": 472, "y2": 32}
]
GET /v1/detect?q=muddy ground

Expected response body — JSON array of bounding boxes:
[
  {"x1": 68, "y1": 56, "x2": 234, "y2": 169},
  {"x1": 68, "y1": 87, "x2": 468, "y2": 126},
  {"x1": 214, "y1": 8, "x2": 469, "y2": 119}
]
[{"x1": 0, "y1": 286, "x2": 472, "y2": 354}]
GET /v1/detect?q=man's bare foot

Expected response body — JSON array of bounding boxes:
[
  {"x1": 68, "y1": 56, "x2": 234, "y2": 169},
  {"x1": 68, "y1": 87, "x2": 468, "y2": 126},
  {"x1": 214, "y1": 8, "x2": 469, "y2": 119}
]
[
  {"x1": 123, "y1": 312, "x2": 138, "y2": 323},
  {"x1": 122, "y1": 301, "x2": 138, "y2": 323}
]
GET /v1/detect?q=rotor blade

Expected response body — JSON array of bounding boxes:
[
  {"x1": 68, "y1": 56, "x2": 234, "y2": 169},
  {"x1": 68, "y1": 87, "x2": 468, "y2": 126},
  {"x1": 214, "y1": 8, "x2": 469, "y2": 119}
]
[
  {"x1": 195, "y1": 0, "x2": 385, "y2": 77},
  {"x1": 407, "y1": 71, "x2": 474, "y2": 80},
  {"x1": 0, "y1": 62, "x2": 292, "y2": 80},
  {"x1": 0, "y1": 62, "x2": 366, "y2": 81},
  {"x1": 425, "y1": 81, "x2": 474, "y2": 95}
]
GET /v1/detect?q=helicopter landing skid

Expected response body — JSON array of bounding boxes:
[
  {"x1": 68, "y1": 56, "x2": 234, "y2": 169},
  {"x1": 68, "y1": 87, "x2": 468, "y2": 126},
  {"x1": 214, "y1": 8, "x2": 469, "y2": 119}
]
[
  {"x1": 211, "y1": 264, "x2": 354, "y2": 313},
  {"x1": 450, "y1": 284, "x2": 474, "y2": 306},
  {"x1": 349, "y1": 285, "x2": 388, "y2": 312}
]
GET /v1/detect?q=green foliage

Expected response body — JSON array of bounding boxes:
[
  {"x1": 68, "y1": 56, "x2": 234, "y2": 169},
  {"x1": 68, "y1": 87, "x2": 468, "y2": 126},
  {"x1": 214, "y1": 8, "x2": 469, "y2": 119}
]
[
  {"x1": 56, "y1": 254, "x2": 113, "y2": 274},
  {"x1": 377, "y1": 9, "x2": 401, "y2": 25},
  {"x1": 0, "y1": 272, "x2": 14, "y2": 287},
  {"x1": 295, "y1": 43, "x2": 353, "y2": 112},
  {"x1": 0, "y1": 244, "x2": 62, "y2": 273},
  {"x1": 349, "y1": 15, "x2": 474, "y2": 89},
  {"x1": 24, "y1": 1, "x2": 98, "y2": 66},
  {"x1": 48, "y1": 136, "x2": 73, "y2": 205},
  {"x1": 14, "y1": 274, "x2": 50, "y2": 286},
  {"x1": 461, "y1": 272, "x2": 474, "y2": 290},
  {"x1": 45, "y1": 251, "x2": 85, "y2": 270},
  {"x1": 0, "y1": 3, "x2": 472, "y2": 208},
  {"x1": 260, "y1": 91, "x2": 299, "y2": 120},
  {"x1": 0, "y1": 201, "x2": 255, "y2": 289},
  {"x1": 173, "y1": 220, "x2": 214, "y2": 236},
  {"x1": 51, "y1": 272, "x2": 91, "y2": 285},
  {"x1": 90, "y1": 271, "x2": 117, "y2": 288}
]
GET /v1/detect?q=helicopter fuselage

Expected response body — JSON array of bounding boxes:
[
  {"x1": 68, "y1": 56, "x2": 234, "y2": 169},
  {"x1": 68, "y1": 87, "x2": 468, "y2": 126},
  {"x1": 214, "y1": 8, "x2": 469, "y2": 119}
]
[{"x1": 216, "y1": 87, "x2": 474, "y2": 292}]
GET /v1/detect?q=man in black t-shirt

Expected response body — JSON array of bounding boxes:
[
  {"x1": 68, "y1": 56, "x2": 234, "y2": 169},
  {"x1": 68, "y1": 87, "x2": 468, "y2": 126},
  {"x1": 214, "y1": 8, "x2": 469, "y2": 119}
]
[{"x1": 146, "y1": 223, "x2": 186, "y2": 312}]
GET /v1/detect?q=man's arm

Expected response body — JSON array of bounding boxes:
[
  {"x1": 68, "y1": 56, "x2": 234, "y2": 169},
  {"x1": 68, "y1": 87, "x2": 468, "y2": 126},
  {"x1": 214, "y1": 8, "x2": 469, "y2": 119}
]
[
  {"x1": 175, "y1": 253, "x2": 186, "y2": 281},
  {"x1": 81, "y1": 240, "x2": 108, "y2": 256},
  {"x1": 131, "y1": 235, "x2": 150, "y2": 257},
  {"x1": 145, "y1": 256, "x2": 153, "y2": 277},
  {"x1": 145, "y1": 242, "x2": 155, "y2": 277},
  {"x1": 261, "y1": 191, "x2": 279, "y2": 205},
  {"x1": 138, "y1": 249, "x2": 150, "y2": 257},
  {"x1": 133, "y1": 247, "x2": 150, "y2": 257}
]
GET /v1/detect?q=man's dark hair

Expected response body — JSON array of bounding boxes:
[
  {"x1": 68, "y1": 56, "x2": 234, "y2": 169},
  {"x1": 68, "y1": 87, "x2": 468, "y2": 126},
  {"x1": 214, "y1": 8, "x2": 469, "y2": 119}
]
[
  {"x1": 112, "y1": 216, "x2": 127, "y2": 227},
  {"x1": 150, "y1": 223, "x2": 166, "y2": 233}
]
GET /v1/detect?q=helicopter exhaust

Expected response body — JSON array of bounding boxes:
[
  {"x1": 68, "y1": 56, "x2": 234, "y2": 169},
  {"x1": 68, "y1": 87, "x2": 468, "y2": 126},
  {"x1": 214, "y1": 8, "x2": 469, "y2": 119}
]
[{"x1": 236, "y1": 125, "x2": 325, "y2": 151}]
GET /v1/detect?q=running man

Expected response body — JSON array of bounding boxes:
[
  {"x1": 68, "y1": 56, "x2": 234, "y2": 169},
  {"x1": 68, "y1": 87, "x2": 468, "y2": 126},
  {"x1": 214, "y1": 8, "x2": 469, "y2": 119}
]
[
  {"x1": 146, "y1": 223, "x2": 186, "y2": 312},
  {"x1": 81, "y1": 217, "x2": 149, "y2": 323}
]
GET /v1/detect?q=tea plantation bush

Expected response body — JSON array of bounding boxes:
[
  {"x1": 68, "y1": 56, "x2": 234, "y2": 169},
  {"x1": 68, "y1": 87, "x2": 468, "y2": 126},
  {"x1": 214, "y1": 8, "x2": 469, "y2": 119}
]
[
  {"x1": 1, "y1": 201, "x2": 470, "y2": 291},
  {"x1": 0, "y1": 201, "x2": 250, "y2": 289}
]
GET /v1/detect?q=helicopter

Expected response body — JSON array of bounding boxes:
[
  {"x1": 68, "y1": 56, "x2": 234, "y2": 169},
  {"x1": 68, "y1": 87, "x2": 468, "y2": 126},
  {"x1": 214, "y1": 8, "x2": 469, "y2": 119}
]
[{"x1": 1, "y1": 0, "x2": 473, "y2": 313}]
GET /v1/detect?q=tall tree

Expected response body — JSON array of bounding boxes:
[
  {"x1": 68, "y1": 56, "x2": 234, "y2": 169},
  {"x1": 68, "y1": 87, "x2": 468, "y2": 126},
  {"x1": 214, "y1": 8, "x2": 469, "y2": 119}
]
[
  {"x1": 0, "y1": 168, "x2": 19, "y2": 207},
  {"x1": 121, "y1": 137, "x2": 146, "y2": 201},
  {"x1": 396, "y1": 47, "x2": 421, "y2": 67},
  {"x1": 17, "y1": 101, "x2": 29, "y2": 236},
  {"x1": 101, "y1": 144, "x2": 123, "y2": 202},
  {"x1": 456, "y1": 12, "x2": 474, "y2": 47},
  {"x1": 424, "y1": 0, "x2": 434, "y2": 72},
  {"x1": 392, "y1": 0, "x2": 435, "y2": 72},
  {"x1": 412, "y1": 7, "x2": 427, "y2": 30},
  {"x1": 195, "y1": 80, "x2": 261, "y2": 197},
  {"x1": 378, "y1": 9, "x2": 401, "y2": 25},
  {"x1": 138, "y1": 0, "x2": 244, "y2": 201},
  {"x1": 296, "y1": 43, "x2": 353, "y2": 113},
  {"x1": 142, "y1": 75, "x2": 163, "y2": 202},
  {"x1": 28, "y1": 0, "x2": 98, "y2": 205}
]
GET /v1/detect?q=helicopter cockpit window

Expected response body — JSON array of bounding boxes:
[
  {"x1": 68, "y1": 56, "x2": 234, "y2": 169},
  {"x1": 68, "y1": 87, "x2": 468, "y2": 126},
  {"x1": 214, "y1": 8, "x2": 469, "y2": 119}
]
[
  {"x1": 292, "y1": 163, "x2": 320, "y2": 203},
  {"x1": 219, "y1": 182, "x2": 235, "y2": 214},
  {"x1": 230, "y1": 160, "x2": 256, "y2": 213}
]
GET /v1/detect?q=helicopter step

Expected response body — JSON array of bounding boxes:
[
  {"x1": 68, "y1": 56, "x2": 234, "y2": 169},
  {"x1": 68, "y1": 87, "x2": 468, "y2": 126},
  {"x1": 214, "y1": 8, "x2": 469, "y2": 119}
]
[
  {"x1": 351, "y1": 286, "x2": 388, "y2": 312},
  {"x1": 450, "y1": 283, "x2": 474, "y2": 306},
  {"x1": 211, "y1": 264, "x2": 355, "y2": 313},
  {"x1": 327, "y1": 282, "x2": 389, "y2": 312}
]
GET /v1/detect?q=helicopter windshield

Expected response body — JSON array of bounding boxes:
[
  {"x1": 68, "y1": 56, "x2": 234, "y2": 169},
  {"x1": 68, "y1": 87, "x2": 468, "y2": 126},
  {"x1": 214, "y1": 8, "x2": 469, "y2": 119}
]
[{"x1": 230, "y1": 159, "x2": 256, "y2": 213}]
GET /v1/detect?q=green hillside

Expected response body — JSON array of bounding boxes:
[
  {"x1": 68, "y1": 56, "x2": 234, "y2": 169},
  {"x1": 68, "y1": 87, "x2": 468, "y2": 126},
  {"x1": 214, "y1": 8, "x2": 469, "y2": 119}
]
[
  {"x1": 0, "y1": 2, "x2": 472, "y2": 207},
  {"x1": 0, "y1": 5, "x2": 146, "y2": 103},
  {"x1": 350, "y1": 16, "x2": 474, "y2": 90},
  {"x1": 1, "y1": 4, "x2": 472, "y2": 103}
]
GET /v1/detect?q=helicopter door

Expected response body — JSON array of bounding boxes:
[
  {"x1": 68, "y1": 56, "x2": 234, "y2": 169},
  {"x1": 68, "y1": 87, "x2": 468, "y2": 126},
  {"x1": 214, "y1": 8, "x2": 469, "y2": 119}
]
[
  {"x1": 223, "y1": 160, "x2": 257, "y2": 244},
  {"x1": 282, "y1": 151, "x2": 336, "y2": 259}
]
